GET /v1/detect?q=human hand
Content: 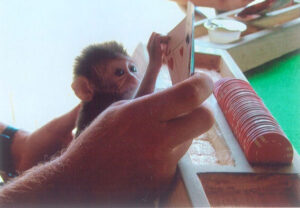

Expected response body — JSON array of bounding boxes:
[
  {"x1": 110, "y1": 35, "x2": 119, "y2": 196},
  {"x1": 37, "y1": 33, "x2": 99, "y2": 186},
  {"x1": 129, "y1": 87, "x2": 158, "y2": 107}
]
[
  {"x1": 147, "y1": 32, "x2": 169, "y2": 72},
  {"x1": 61, "y1": 73, "x2": 214, "y2": 205}
]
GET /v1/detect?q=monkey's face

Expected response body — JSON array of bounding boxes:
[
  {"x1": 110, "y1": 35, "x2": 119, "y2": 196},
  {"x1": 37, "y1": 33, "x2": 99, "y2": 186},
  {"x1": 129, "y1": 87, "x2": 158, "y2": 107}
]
[{"x1": 94, "y1": 56, "x2": 140, "y2": 99}]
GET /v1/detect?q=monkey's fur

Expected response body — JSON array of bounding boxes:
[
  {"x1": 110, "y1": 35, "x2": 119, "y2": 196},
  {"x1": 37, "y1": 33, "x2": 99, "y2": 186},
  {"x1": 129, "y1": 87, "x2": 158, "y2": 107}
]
[{"x1": 72, "y1": 41, "x2": 134, "y2": 137}]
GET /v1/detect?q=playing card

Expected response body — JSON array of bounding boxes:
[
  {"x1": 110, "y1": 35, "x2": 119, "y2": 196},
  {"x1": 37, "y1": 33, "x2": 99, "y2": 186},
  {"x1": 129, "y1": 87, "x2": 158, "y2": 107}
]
[{"x1": 166, "y1": 1, "x2": 194, "y2": 84}]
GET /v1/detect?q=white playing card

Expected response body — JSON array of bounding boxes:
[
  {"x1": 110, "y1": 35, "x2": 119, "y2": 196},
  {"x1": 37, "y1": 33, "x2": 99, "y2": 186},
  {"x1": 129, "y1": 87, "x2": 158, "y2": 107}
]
[{"x1": 166, "y1": 1, "x2": 195, "y2": 85}]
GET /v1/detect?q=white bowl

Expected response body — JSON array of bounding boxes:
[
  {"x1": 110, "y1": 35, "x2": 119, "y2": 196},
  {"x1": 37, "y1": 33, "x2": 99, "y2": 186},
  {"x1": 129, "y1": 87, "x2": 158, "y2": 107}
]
[{"x1": 204, "y1": 18, "x2": 247, "y2": 44}]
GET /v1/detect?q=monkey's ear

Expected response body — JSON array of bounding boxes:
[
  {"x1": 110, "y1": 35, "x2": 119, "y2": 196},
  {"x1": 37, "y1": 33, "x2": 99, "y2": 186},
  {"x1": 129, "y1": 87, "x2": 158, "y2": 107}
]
[{"x1": 71, "y1": 76, "x2": 94, "y2": 102}]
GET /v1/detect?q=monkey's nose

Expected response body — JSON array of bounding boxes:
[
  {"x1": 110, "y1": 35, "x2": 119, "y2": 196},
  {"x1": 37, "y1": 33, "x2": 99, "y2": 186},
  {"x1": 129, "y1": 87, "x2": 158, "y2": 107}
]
[{"x1": 129, "y1": 75, "x2": 140, "y2": 86}]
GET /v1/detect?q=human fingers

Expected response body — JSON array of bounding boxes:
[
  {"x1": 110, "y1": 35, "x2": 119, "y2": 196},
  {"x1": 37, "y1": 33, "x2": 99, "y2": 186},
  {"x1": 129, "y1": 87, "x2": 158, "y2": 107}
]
[
  {"x1": 131, "y1": 73, "x2": 213, "y2": 121},
  {"x1": 164, "y1": 105, "x2": 214, "y2": 149},
  {"x1": 171, "y1": 139, "x2": 193, "y2": 163},
  {"x1": 110, "y1": 100, "x2": 129, "y2": 107}
]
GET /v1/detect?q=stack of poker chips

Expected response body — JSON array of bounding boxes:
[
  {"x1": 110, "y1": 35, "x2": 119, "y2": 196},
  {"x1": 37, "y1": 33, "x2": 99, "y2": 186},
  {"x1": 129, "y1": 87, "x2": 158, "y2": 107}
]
[{"x1": 213, "y1": 78, "x2": 293, "y2": 164}]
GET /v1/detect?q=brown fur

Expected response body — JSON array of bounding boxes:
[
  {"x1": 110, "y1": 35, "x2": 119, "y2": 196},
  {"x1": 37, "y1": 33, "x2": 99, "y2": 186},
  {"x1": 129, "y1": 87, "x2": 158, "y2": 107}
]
[
  {"x1": 75, "y1": 92, "x2": 123, "y2": 137},
  {"x1": 73, "y1": 41, "x2": 132, "y2": 137}
]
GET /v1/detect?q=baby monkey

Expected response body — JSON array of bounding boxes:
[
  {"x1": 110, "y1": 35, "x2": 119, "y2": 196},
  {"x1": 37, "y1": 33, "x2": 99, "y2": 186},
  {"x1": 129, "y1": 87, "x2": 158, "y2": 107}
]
[{"x1": 72, "y1": 33, "x2": 169, "y2": 137}]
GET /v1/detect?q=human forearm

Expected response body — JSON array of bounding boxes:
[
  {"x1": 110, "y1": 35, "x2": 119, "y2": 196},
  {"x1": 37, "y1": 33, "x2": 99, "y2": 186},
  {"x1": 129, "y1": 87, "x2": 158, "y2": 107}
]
[
  {"x1": 14, "y1": 105, "x2": 80, "y2": 172},
  {"x1": 0, "y1": 156, "x2": 77, "y2": 207},
  {"x1": 35, "y1": 104, "x2": 80, "y2": 139}
]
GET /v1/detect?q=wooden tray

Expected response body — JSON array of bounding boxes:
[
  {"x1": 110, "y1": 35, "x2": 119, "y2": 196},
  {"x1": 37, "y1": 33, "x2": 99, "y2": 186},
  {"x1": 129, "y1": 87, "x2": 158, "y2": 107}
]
[
  {"x1": 131, "y1": 4, "x2": 300, "y2": 206},
  {"x1": 161, "y1": 48, "x2": 300, "y2": 208}
]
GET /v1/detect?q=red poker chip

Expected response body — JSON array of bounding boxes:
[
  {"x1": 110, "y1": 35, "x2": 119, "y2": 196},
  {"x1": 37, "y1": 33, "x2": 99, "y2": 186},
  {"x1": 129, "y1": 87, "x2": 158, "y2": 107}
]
[
  {"x1": 220, "y1": 82, "x2": 254, "y2": 95},
  {"x1": 230, "y1": 116, "x2": 281, "y2": 150},
  {"x1": 228, "y1": 103, "x2": 270, "y2": 124},
  {"x1": 231, "y1": 109, "x2": 269, "y2": 126},
  {"x1": 220, "y1": 84, "x2": 254, "y2": 96},
  {"x1": 224, "y1": 92, "x2": 263, "y2": 106},
  {"x1": 237, "y1": 117, "x2": 279, "y2": 138},
  {"x1": 222, "y1": 89, "x2": 259, "y2": 110},
  {"x1": 236, "y1": 111, "x2": 278, "y2": 129},
  {"x1": 218, "y1": 90, "x2": 258, "y2": 105},
  {"x1": 244, "y1": 123, "x2": 282, "y2": 139},
  {"x1": 214, "y1": 79, "x2": 251, "y2": 98},
  {"x1": 214, "y1": 77, "x2": 231, "y2": 88},
  {"x1": 246, "y1": 125, "x2": 284, "y2": 145},
  {"x1": 225, "y1": 96, "x2": 263, "y2": 113},
  {"x1": 213, "y1": 78, "x2": 232, "y2": 95},
  {"x1": 245, "y1": 126, "x2": 284, "y2": 151},
  {"x1": 221, "y1": 96, "x2": 262, "y2": 116},
  {"x1": 232, "y1": 110, "x2": 276, "y2": 131},
  {"x1": 222, "y1": 92, "x2": 262, "y2": 109},
  {"x1": 214, "y1": 78, "x2": 293, "y2": 165},
  {"x1": 224, "y1": 93, "x2": 263, "y2": 106},
  {"x1": 230, "y1": 103, "x2": 272, "y2": 120},
  {"x1": 216, "y1": 78, "x2": 250, "y2": 90},
  {"x1": 241, "y1": 121, "x2": 282, "y2": 148},
  {"x1": 246, "y1": 132, "x2": 293, "y2": 164},
  {"x1": 240, "y1": 121, "x2": 278, "y2": 140},
  {"x1": 226, "y1": 101, "x2": 265, "y2": 122},
  {"x1": 240, "y1": 119, "x2": 279, "y2": 139}
]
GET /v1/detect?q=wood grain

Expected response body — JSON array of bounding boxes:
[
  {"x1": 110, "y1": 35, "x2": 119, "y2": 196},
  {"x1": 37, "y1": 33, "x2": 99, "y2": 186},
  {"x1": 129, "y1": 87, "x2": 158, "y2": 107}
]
[{"x1": 199, "y1": 173, "x2": 300, "y2": 207}]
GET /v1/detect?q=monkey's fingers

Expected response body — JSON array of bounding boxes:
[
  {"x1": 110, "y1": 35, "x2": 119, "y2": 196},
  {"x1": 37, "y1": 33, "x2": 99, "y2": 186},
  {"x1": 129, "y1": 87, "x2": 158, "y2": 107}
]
[
  {"x1": 159, "y1": 36, "x2": 170, "y2": 44},
  {"x1": 163, "y1": 105, "x2": 214, "y2": 149},
  {"x1": 147, "y1": 32, "x2": 158, "y2": 52}
]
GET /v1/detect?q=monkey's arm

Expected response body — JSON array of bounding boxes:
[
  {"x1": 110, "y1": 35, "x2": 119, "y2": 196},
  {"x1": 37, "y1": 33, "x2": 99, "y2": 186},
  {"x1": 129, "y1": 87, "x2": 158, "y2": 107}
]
[
  {"x1": 135, "y1": 33, "x2": 169, "y2": 98},
  {"x1": 134, "y1": 65, "x2": 160, "y2": 98}
]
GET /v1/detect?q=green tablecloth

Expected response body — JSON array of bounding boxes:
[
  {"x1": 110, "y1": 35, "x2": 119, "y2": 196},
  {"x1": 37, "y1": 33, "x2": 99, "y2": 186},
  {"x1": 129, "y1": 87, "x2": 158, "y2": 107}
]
[{"x1": 245, "y1": 50, "x2": 300, "y2": 153}]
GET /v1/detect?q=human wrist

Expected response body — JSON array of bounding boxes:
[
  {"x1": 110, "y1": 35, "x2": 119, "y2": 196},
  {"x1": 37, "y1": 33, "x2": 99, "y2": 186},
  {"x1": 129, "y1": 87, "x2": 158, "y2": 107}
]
[
  {"x1": 0, "y1": 123, "x2": 7, "y2": 133},
  {"x1": 0, "y1": 126, "x2": 24, "y2": 176},
  {"x1": 10, "y1": 130, "x2": 28, "y2": 172}
]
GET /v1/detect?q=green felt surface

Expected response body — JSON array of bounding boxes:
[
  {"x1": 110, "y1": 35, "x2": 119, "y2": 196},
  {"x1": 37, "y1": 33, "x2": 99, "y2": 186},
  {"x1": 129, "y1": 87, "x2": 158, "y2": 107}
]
[{"x1": 245, "y1": 50, "x2": 300, "y2": 154}]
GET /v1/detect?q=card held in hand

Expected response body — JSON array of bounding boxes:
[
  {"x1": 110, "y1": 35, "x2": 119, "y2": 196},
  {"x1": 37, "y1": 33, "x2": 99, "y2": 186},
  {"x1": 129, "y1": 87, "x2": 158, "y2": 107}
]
[{"x1": 166, "y1": 1, "x2": 195, "y2": 85}]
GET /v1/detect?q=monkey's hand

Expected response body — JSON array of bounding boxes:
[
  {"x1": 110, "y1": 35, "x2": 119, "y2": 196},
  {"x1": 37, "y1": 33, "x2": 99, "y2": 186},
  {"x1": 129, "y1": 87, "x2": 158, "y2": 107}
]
[
  {"x1": 134, "y1": 32, "x2": 169, "y2": 98},
  {"x1": 147, "y1": 32, "x2": 169, "y2": 72}
]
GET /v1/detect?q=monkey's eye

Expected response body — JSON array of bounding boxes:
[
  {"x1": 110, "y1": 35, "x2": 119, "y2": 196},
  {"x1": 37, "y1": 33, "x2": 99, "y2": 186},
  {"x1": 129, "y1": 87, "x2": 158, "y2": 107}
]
[
  {"x1": 129, "y1": 65, "x2": 137, "y2": 73},
  {"x1": 115, "y1": 68, "x2": 125, "y2": 76}
]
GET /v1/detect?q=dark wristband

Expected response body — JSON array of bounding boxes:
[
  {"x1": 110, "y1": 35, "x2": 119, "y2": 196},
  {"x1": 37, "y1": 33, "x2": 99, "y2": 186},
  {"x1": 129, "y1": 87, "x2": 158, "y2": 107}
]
[{"x1": 0, "y1": 126, "x2": 19, "y2": 177}]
